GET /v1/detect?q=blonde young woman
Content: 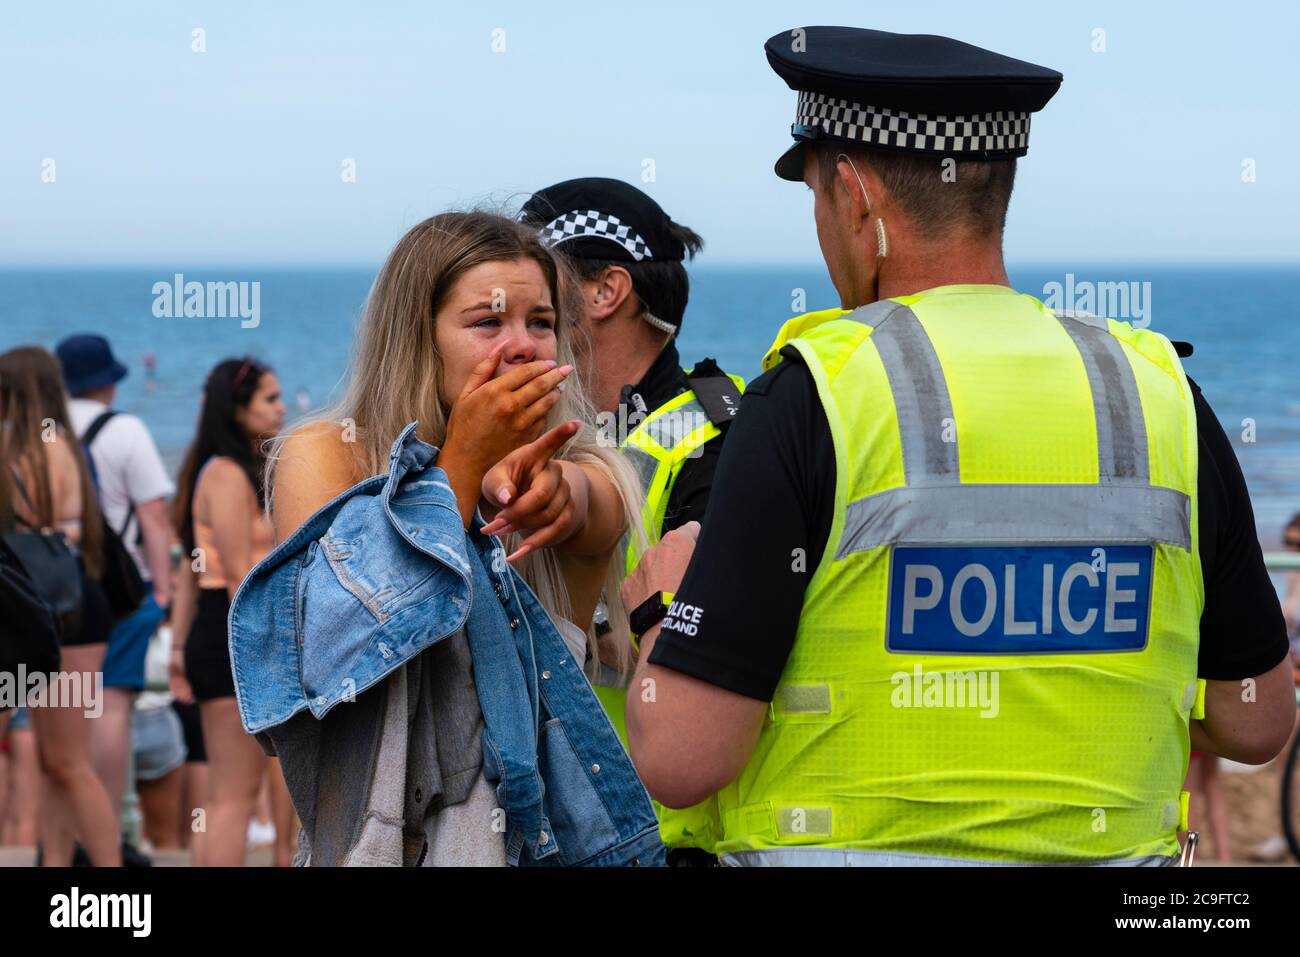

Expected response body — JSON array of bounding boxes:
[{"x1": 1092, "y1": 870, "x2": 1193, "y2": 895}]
[{"x1": 272, "y1": 211, "x2": 643, "y2": 677}]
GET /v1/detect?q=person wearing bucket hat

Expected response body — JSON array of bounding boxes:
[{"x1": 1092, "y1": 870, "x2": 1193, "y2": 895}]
[
  {"x1": 58, "y1": 333, "x2": 176, "y2": 868},
  {"x1": 520, "y1": 178, "x2": 744, "y2": 865},
  {"x1": 619, "y1": 26, "x2": 1295, "y2": 867},
  {"x1": 56, "y1": 335, "x2": 173, "y2": 612},
  {"x1": 56, "y1": 335, "x2": 129, "y2": 395}
]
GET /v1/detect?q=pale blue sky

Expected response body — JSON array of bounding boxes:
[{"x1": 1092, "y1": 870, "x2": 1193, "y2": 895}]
[{"x1": 3, "y1": 1, "x2": 1296, "y2": 266}]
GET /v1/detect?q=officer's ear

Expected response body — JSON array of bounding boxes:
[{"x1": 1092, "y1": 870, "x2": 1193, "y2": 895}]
[
  {"x1": 835, "y1": 155, "x2": 884, "y2": 228},
  {"x1": 589, "y1": 265, "x2": 635, "y2": 322}
]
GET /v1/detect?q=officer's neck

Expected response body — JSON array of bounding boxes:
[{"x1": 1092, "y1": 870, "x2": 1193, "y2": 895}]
[{"x1": 873, "y1": 236, "x2": 1010, "y2": 303}]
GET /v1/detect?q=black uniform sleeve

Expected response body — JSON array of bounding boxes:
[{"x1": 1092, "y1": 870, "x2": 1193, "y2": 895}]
[
  {"x1": 1190, "y1": 378, "x2": 1290, "y2": 680},
  {"x1": 647, "y1": 355, "x2": 835, "y2": 701}
]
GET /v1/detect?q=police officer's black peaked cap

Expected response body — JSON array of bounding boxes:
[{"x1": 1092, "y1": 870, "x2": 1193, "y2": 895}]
[{"x1": 766, "y1": 26, "x2": 1063, "y2": 180}]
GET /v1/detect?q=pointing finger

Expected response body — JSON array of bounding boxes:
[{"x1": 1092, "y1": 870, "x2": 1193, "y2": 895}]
[{"x1": 525, "y1": 420, "x2": 581, "y2": 468}]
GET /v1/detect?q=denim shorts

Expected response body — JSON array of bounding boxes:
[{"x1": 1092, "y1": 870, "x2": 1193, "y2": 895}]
[{"x1": 133, "y1": 703, "x2": 186, "y2": 781}]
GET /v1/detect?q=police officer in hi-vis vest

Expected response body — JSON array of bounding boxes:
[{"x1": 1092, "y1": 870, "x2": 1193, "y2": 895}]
[
  {"x1": 619, "y1": 27, "x2": 1296, "y2": 866},
  {"x1": 520, "y1": 178, "x2": 743, "y2": 864}
]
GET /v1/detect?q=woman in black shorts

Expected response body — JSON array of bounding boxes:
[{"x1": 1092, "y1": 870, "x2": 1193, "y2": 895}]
[{"x1": 169, "y1": 357, "x2": 284, "y2": 865}]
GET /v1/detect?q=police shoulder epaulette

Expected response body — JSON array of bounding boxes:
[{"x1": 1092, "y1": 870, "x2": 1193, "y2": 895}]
[{"x1": 686, "y1": 360, "x2": 742, "y2": 427}]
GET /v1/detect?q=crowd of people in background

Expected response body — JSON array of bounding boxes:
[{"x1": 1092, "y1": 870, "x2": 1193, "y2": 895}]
[
  {"x1": 0, "y1": 194, "x2": 1296, "y2": 867},
  {"x1": 0, "y1": 334, "x2": 298, "y2": 865}
]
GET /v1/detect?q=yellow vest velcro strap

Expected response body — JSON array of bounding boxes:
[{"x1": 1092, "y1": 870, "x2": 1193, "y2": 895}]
[
  {"x1": 720, "y1": 803, "x2": 835, "y2": 840},
  {"x1": 1055, "y1": 313, "x2": 1150, "y2": 482},
  {"x1": 772, "y1": 684, "x2": 832, "y2": 715},
  {"x1": 776, "y1": 806, "x2": 833, "y2": 837},
  {"x1": 1180, "y1": 679, "x2": 1207, "y2": 719},
  {"x1": 1160, "y1": 799, "x2": 1181, "y2": 830},
  {"x1": 837, "y1": 483, "x2": 1192, "y2": 558},
  {"x1": 1178, "y1": 790, "x2": 1191, "y2": 832},
  {"x1": 722, "y1": 803, "x2": 777, "y2": 840}
]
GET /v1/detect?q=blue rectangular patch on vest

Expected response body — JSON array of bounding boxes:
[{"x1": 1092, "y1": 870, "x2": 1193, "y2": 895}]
[{"x1": 886, "y1": 545, "x2": 1153, "y2": 654}]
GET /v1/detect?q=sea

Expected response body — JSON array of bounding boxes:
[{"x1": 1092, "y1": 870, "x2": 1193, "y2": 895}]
[{"x1": 3, "y1": 265, "x2": 1298, "y2": 554}]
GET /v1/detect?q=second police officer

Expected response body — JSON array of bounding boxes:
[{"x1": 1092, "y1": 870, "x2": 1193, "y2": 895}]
[{"x1": 521, "y1": 178, "x2": 744, "y2": 864}]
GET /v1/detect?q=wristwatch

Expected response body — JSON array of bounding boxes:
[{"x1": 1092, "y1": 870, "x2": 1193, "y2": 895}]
[{"x1": 628, "y1": 590, "x2": 675, "y2": 650}]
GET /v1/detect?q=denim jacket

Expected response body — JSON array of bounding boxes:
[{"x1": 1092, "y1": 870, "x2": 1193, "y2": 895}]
[{"x1": 228, "y1": 422, "x2": 665, "y2": 867}]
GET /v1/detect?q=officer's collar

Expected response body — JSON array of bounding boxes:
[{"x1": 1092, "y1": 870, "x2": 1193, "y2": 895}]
[
  {"x1": 620, "y1": 339, "x2": 685, "y2": 415},
  {"x1": 762, "y1": 308, "x2": 853, "y2": 371}
]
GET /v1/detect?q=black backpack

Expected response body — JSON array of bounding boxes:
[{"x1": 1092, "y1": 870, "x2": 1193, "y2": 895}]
[
  {"x1": 81, "y1": 411, "x2": 149, "y2": 618},
  {"x1": 2, "y1": 467, "x2": 82, "y2": 649},
  {"x1": 0, "y1": 534, "x2": 61, "y2": 675}
]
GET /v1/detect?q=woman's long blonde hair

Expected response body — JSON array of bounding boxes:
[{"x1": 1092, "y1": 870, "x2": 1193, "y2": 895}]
[{"x1": 268, "y1": 211, "x2": 644, "y2": 674}]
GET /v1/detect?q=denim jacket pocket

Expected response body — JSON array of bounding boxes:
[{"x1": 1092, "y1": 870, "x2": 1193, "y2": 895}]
[
  {"x1": 320, "y1": 494, "x2": 457, "y2": 624},
  {"x1": 298, "y1": 535, "x2": 468, "y2": 716},
  {"x1": 536, "y1": 717, "x2": 620, "y2": 865}
]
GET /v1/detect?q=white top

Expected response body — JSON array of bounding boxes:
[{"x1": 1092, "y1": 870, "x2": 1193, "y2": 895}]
[
  {"x1": 135, "y1": 623, "x2": 174, "y2": 711},
  {"x1": 68, "y1": 397, "x2": 174, "y2": 581}
]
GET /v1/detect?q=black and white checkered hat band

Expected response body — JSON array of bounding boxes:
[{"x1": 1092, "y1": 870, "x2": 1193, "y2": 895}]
[
  {"x1": 796, "y1": 90, "x2": 1030, "y2": 154},
  {"x1": 537, "y1": 209, "x2": 653, "y2": 261}
]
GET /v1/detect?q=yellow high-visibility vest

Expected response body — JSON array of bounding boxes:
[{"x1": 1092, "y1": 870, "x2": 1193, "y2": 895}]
[
  {"x1": 592, "y1": 368, "x2": 744, "y2": 854},
  {"x1": 714, "y1": 286, "x2": 1203, "y2": 864}
]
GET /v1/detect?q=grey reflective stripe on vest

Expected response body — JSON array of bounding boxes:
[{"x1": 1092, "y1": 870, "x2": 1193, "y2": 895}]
[
  {"x1": 1054, "y1": 311, "x2": 1149, "y2": 482},
  {"x1": 640, "y1": 397, "x2": 710, "y2": 450},
  {"x1": 845, "y1": 302, "x2": 958, "y2": 483},
  {"x1": 621, "y1": 443, "x2": 659, "y2": 493},
  {"x1": 720, "y1": 848, "x2": 1178, "y2": 867},
  {"x1": 621, "y1": 396, "x2": 711, "y2": 491},
  {"x1": 834, "y1": 302, "x2": 1190, "y2": 558},
  {"x1": 836, "y1": 482, "x2": 1191, "y2": 557},
  {"x1": 843, "y1": 299, "x2": 907, "y2": 329}
]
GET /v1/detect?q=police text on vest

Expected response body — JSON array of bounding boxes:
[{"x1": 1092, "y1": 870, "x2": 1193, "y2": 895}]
[{"x1": 887, "y1": 545, "x2": 1154, "y2": 654}]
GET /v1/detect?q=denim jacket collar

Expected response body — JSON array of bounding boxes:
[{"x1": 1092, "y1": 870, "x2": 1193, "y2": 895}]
[{"x1": 230, "y1": 422, "x2": 471, "y2": 733}]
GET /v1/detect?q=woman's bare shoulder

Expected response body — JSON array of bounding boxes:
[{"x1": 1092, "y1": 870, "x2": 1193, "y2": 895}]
[
  {"x1": 278, "y1": 421, "x2": 364, "y2": 482},
  {"x1": 192, "y1": 458, "x2": 258, "y2": 525},
  {"x1": 201, "y1": 455, "x2": 250, "y2": 481},
  {"x1": 271, "y1": 421, "x2": 366, "y2": 539}
]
